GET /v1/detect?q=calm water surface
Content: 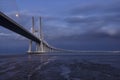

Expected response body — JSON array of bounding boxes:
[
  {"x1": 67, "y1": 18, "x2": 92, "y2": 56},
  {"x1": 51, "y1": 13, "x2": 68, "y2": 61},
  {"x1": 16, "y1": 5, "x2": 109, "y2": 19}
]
[{"x1": 0, "y1": 52, "x2": 120, "y2": 80}]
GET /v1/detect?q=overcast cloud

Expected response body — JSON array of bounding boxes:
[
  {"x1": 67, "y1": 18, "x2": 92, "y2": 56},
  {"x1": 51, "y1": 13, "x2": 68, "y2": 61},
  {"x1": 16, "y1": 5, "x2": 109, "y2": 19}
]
[{"x1": 0, "y1": 0, "x2": 120, "y2": 53}]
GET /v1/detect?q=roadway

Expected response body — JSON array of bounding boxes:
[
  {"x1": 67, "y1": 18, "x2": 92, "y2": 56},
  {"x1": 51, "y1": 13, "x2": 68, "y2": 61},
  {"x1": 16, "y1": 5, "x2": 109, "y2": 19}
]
[{"x1": 0, "y1": 11, "x2": 40, "y2": 43}]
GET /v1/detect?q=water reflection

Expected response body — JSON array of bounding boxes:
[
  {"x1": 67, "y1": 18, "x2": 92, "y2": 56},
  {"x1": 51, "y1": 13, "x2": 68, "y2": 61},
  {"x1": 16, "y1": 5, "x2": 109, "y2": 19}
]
[
  {"x1": 28, "y1": 55, "x2": 32, "y2": 61},
  {"x1": 27, "y1": 54, "x2": 55, "y2": 80}
]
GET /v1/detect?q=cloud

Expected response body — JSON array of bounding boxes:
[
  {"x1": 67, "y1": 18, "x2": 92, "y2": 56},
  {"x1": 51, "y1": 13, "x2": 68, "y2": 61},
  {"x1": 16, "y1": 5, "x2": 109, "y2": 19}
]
[
  {"x1": 71, "y1": 0, "x2": 120, "y2": 15},
  {"x1": 55, "y1": 31, "x2": 120, "y2": 41},
  {"x1": 43, "y1": 0, "x2": 120, "y2": 39},
  {"x1": 63, "y1": 13, "x2": 120, "y2": 38},
  {"x1": 47, "y1": 30, "x2": 120, "y2": 51},
  {"x1": 0, "y1": 32, "x2": 11, "y2": 36},
  {"x1": 0, "y1": 30, "x2": 27, "y2": 40},
  {"x1": 1, "y1": 0, "x2": 120, "y2": 41},
  {"x1": 65, "y1": 13, "x2": 120, "y2": 24}
]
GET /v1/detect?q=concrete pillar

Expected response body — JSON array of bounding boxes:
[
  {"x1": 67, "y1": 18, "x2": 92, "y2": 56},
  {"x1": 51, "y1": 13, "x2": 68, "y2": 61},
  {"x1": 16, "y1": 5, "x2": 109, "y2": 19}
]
[
  {"x1": 28, "y1": 40, "x2": 32, "y2": 52},
  {"x1": 28, "y1": 16, "x2": 35, "y2": 53},
  {"x1": 39, "y1": 17, "x2": 44, "y2": 52}
]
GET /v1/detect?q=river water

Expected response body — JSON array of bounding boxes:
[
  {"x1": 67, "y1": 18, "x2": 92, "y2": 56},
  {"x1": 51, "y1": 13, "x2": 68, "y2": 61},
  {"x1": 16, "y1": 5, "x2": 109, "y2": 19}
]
[{"x1": 0, "y1": 52, "x2": 120, "y2": 80}]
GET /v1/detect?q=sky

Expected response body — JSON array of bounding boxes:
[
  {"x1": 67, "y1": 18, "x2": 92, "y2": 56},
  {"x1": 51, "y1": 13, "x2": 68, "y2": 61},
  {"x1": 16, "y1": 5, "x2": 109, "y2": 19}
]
[{"x1": 0, "y1": 0, "x2": 120, "y2": 53}]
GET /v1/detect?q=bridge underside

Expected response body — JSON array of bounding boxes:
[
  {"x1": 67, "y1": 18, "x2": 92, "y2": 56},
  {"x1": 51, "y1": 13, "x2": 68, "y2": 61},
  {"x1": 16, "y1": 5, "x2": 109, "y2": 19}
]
[{"x1": 0, "y1": 11, "x2": 40, "y2": 43}]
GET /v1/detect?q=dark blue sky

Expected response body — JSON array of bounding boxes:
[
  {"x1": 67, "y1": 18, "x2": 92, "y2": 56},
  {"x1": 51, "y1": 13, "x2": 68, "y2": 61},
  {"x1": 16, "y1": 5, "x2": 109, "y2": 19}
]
[{"x1": 0, "y1": 0, "x2": 120, "y2": 53}]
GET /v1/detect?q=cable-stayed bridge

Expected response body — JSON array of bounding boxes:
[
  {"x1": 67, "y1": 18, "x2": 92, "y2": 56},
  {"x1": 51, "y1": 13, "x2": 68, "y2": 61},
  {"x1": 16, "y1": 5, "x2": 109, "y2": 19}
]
[{"x1": 0, "y1": 11, "x2": 69, "y2": 53}]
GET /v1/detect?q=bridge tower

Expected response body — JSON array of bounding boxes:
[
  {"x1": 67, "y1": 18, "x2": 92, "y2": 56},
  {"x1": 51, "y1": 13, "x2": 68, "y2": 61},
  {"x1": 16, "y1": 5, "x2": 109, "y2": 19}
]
[
  {"x1": 39, "y1": 17, "x2": 44, "y2": 52},
  {"x1": 28, "y1": 17, "x2": 35, "y2": 53},
  {"x1": 28, "y1": 16, "x2": 45, "y2": 53}
]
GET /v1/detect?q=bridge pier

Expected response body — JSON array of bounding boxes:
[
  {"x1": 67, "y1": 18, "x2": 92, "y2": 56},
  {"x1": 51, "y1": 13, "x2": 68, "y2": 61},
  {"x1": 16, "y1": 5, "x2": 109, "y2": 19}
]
[
  {"x1": 40, "y1": 40, "x2": 44, "y2": 52},
  {"x1": 28, "y1": 40, "x2": 32, "y2": 52}
]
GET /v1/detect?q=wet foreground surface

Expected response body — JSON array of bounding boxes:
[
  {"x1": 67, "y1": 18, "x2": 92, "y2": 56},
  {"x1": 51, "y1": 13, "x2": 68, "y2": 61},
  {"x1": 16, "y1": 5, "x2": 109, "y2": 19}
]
[{"x1": 0, "y1": 53, "x2": 120, "y2": 80}]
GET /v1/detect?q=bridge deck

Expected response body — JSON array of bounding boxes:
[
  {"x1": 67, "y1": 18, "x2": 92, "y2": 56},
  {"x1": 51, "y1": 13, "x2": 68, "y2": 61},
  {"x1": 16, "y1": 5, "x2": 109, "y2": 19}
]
[{"x1": 0, "y1": 11, "x2": 40, "y2": 43}]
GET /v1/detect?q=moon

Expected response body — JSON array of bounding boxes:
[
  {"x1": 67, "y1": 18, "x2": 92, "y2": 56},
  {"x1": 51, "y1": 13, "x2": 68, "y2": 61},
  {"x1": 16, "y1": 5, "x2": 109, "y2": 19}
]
[{"x1": 15, "y1": 14, "x2": 19, "y2": 17}]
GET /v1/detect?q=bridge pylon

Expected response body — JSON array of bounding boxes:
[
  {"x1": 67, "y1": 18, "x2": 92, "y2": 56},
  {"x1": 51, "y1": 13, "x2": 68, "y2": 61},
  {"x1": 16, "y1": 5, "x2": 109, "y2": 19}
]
[
  {"x1": 39, "y1": 16, "x2": 44, "y2": 52},
  {"x1": 28, "y1": 16, "x2": 46, "y2": 53}
]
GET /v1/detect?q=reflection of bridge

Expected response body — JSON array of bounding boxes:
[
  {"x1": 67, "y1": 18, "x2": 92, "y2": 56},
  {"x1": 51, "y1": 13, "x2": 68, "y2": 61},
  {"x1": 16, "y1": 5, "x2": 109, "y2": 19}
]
[{"x1": 0, "y1": 11, "x2": 66, "y2": 53}]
